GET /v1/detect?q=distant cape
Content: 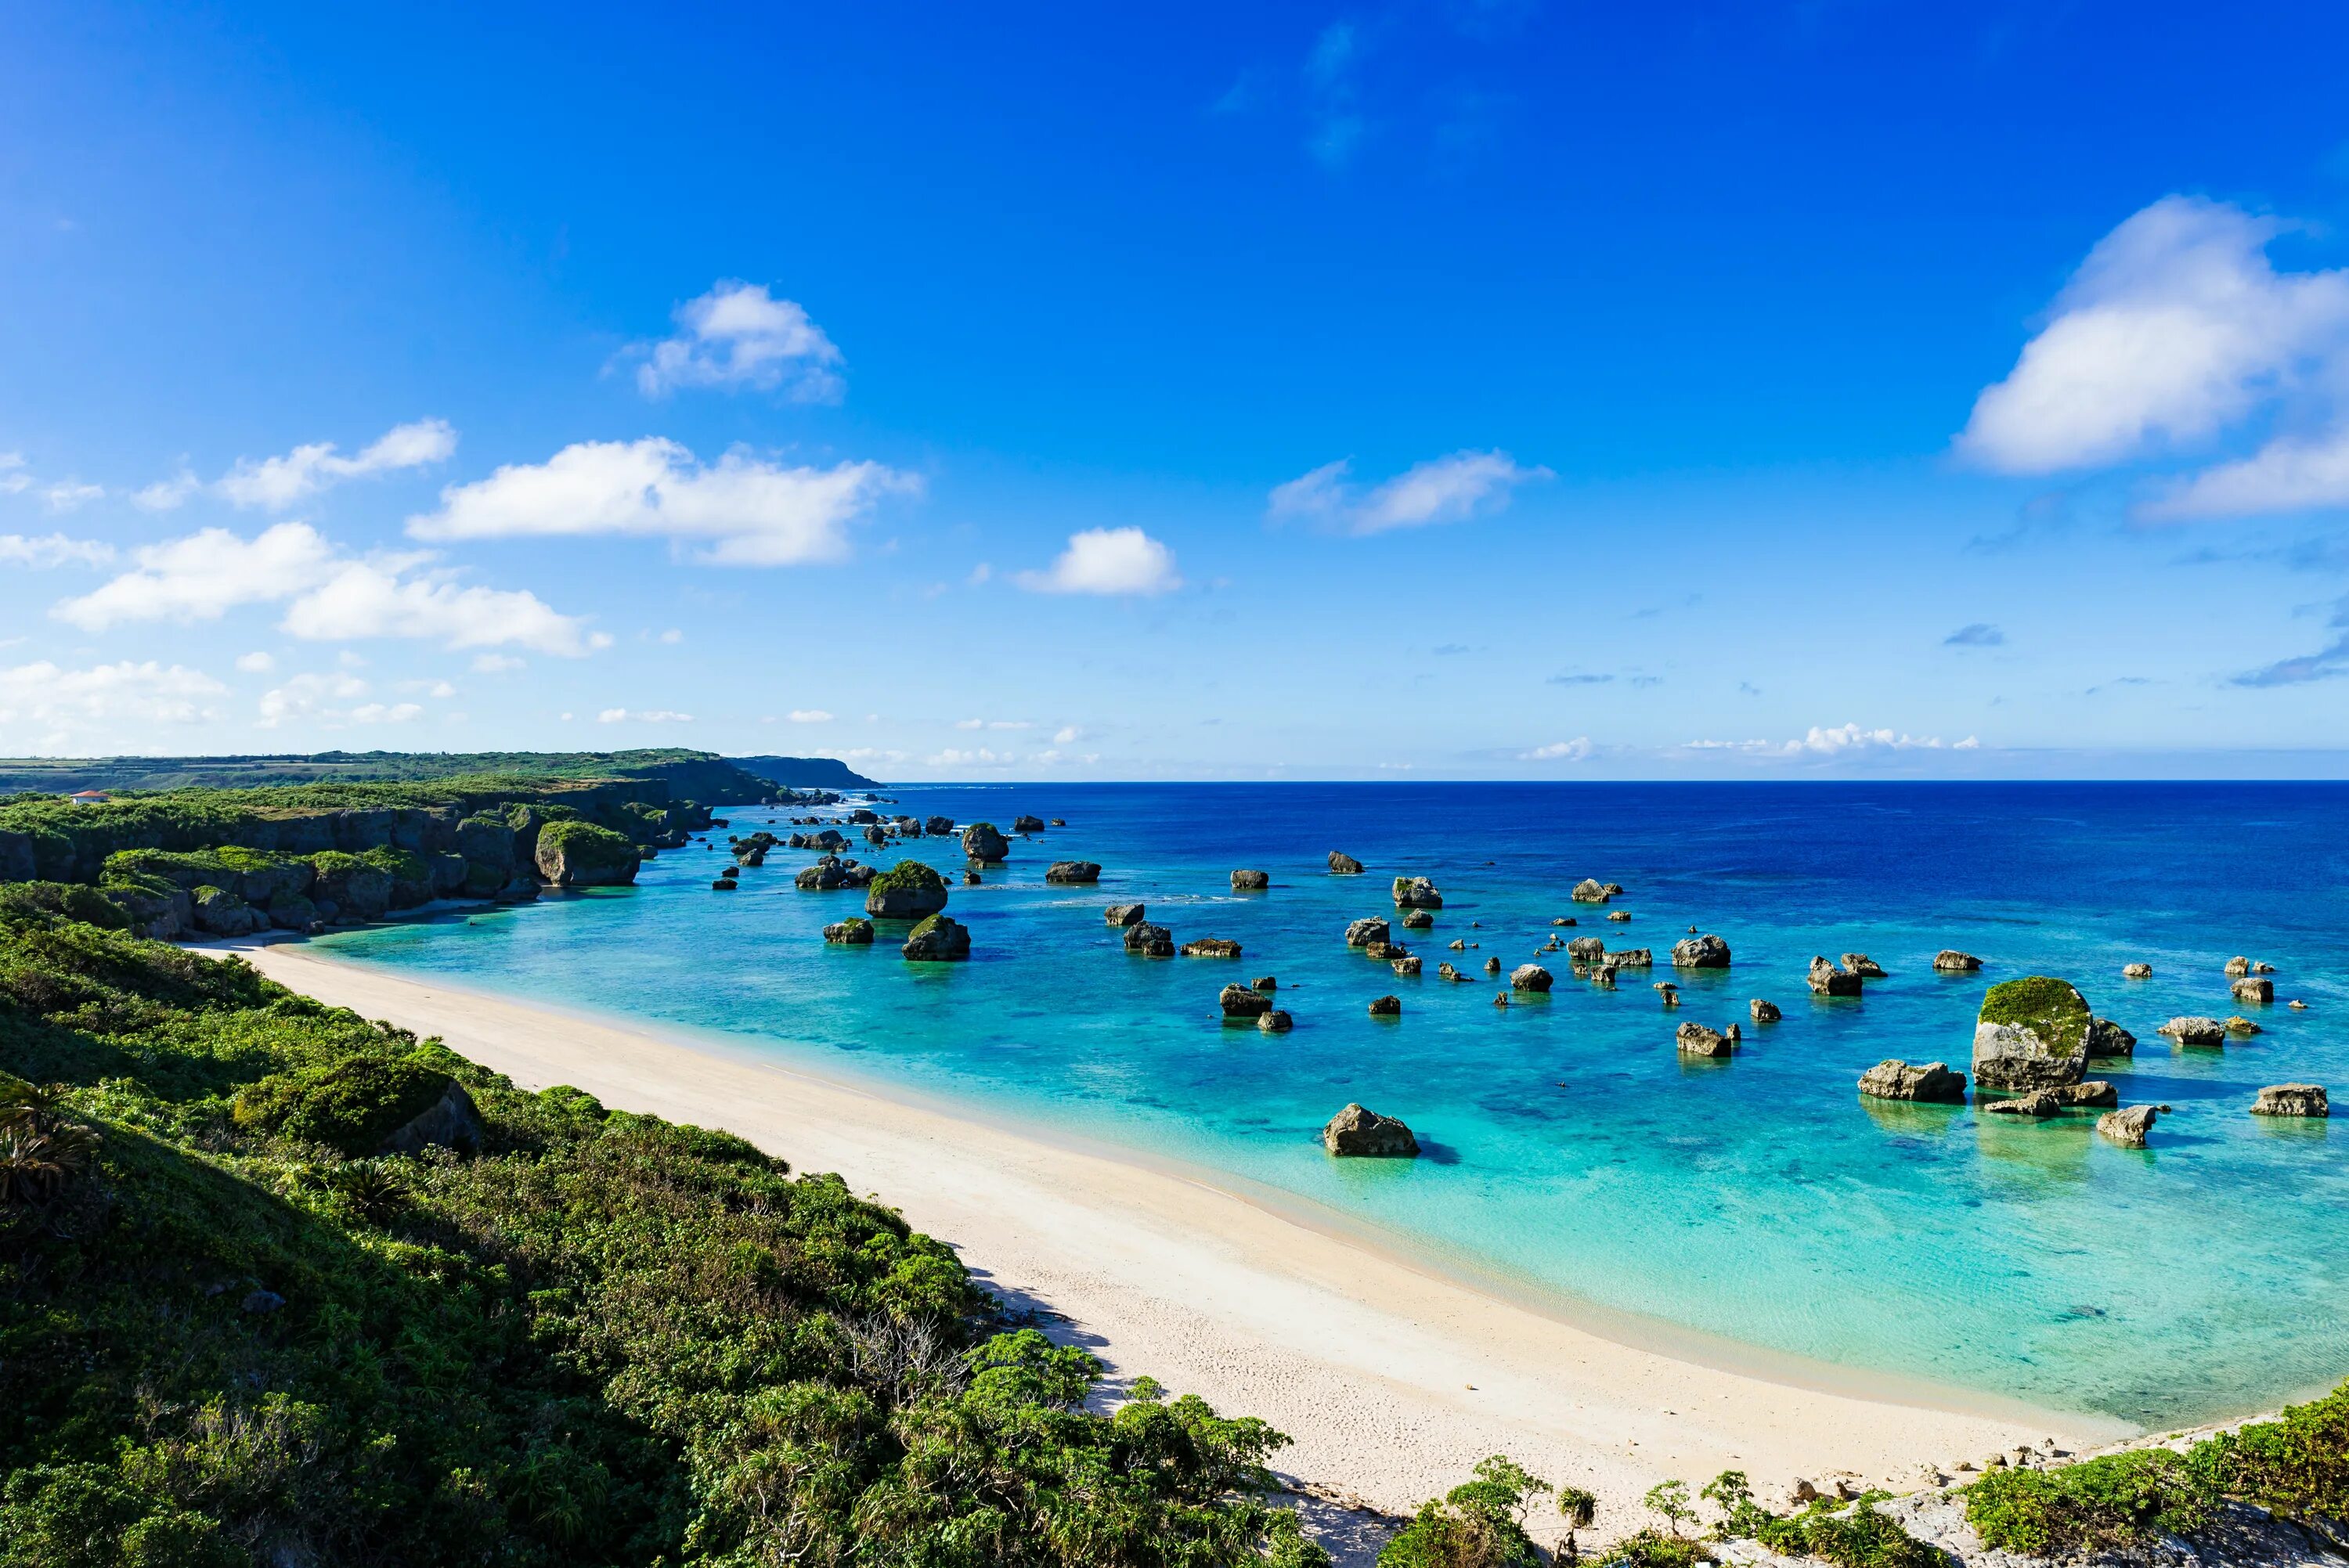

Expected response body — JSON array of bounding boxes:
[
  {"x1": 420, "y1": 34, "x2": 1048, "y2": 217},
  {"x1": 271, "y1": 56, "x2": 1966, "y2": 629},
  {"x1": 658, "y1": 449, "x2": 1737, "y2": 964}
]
[{"x1": 729, "y1": 755, "x2": 881, "y2": 790}]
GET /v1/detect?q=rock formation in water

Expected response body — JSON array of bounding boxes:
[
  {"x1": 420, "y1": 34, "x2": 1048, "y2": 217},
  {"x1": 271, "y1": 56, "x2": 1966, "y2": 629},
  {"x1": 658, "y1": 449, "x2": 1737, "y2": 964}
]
[
  {"x1": 1857, "y1": 1060, "x2": 1965, "y2": 1103},
  {"x1": 1671, "y1": 933, "x2": 1731, "y2": 968},
  {"x1": 1972, "y1": 977, "x2": 2092, "y2": 1091},
  {"x1": 1322, "y1": 1103, "x2": 1418, "y2": 1156},
  {"x1": 1328, "y1": 851, "x2": 1363, "y2": 875},
  {"x1": 2251, "y1": 1084, "x2": 2329, "y2": 1118},
  {"x1": 1231, "y1": 868, "x2": 1269, "y2": 890}
]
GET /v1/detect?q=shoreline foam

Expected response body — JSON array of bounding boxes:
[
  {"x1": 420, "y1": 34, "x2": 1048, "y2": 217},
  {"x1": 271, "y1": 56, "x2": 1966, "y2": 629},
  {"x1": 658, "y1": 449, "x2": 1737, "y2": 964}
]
[{"x1": 200, "y1": 934, "x2": 2134, "y2": 1537}]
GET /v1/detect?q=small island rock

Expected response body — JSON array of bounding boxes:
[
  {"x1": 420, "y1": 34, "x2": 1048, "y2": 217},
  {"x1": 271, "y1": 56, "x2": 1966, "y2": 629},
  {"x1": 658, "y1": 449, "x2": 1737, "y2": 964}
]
[
  {"x1": 1933, "y1": 950, "x2": 1983, "y2": 973},
  {"x1": 1857, "y1": 1060, "x2": 1966, "y2": 1103},
  {"x1": 1808, "y1": 956, "x2": 1864, "y2": 997},
  {"x1": 1322, "y1": 1103, "x2": 1418, "y2": 1157},
  {"x1": 1750, "y1": 998, "x2": 1782, "y2": 1024},
  {"x1": 1972, "y1": 977, "x2": 2092, "y2": 1090},
  {"x1": 901, "y1": 914, "x2": 971, "y2": 961},
  {"x1": 1344, "y1": 916, "x2": 1391, "y2": 948},
  {"x1": 1676, "y1": 1021, "x2": 1737, "y2": 1058},
  {"x1": 2159, "y1": 1015, "x2": 2228, "y2": 1047},
  {"x1": 1510, "y1": 964, "x2": 1553, "y2": 993},
  {"x1": 2086, "y1": 1017, "x2": 2137, "y2": 1056},
  {"x1": 1183, "y1": 937, "x2": 1243, "y2": 958},
  {"x1": 824, "y1": 917, "x2": 875, "y2": 945},
  {"x1": 2098, "y1": 1105, "x2": 2158, "y2": 1146},
  {"x1": 2251, "y1": 1084, "x2": 2329, "y2": 1118},
  {"x1": 2123, "y1": 962, "x2": 2152, "y2": 979},
  {"x1": 1124, "y1": 923, "x2": 1176, "y2": 957},
  {"x1": 1231, "y1": 868, "x2": 1270, "y2": 891},
  {"x1": 1257, "y1": 1009, "x2": 1294, "y2": 1033},
  {"x1": 1842, "y1": 953, "x2": 1887, "y2": 979},
  {"x1": 1328, "y1": 851, "x2": 1364, "y2": 875},
  {"x1": 1391, "y1": 876, "x2": 1444, "y2": 910},
  {"x1": 960, "y1": 823, "x2": 1011, "y2": 862},
  {"x1": 1671, "y1": 933, "x2": 1732, "y2": 969},
  {"x1": 1105, "y1": 902, "x2": 1146, "y2": 927},
  {"x1": 1219, "y1": 983, "x2": 1272, "y2": 1020},
  {"x1": 1368, "y1": 994, "x2": 1402, "y2": 1017}
]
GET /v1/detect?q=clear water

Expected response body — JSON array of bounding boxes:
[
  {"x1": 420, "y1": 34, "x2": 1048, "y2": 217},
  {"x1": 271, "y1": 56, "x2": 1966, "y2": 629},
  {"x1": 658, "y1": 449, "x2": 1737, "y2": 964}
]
[{"x1": 318, "y1": 783, "x2": 2349, "y2": 1429}]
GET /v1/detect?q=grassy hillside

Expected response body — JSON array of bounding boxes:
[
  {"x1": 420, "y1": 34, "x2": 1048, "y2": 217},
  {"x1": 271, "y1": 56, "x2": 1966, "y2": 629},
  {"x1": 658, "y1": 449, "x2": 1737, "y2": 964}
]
[
  {"x1": 0, "y1": 910, "x2": 1323, "y2": 1566},
  {"x1": 0, "y1": 751, "x2": 795, "y2": 804}
]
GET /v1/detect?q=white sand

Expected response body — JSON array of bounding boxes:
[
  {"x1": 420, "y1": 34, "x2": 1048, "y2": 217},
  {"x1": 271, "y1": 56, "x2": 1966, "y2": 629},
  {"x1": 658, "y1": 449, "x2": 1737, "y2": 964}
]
[{"x1": 208, "y1": 938, "x2": 2132, "y2": 1543}]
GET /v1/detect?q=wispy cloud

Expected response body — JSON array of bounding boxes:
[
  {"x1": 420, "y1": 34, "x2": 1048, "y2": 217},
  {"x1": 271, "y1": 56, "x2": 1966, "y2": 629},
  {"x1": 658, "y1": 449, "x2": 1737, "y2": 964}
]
[
  {"x1": 1268, "y1": 449, "x2": 1550, "y2": 534},
  {"x1": 1685, "y1": 723, "x2": 1979, "y2": 757},
  {"x1": 1014, "y1": 527, "x2": 1182, "y2": 595},
  {"x1": 219, "y1": 418, "x2": 456, "y2": 510},
  {"x1": 0, "y1": 532, "x2": 114, "y2": 569},
  {"x1": 2232, "y1": 597, "x2": 2349, "y2": 686},
  {"x1": 1521, "y1": 737, "x2": 1593, "y2": 761},
  {"x1": 633, "y1": 281, "x2": 844, "y2": 401},
  {"x1": 598, "y1": 707, "x2": 695, "y2": 723},
  {"x1": 1304, "y1": 22, "x2": 1366, "y2": 166},
  {"x1": 785, "y1": 708, "x2": 834, "y2": 723},
  {"x1": 1943, "y1": 622, "x2": 2005, "y2": 647},
  {"x1": 0, "y1": 658, "x2": 226, "y2": 740}
]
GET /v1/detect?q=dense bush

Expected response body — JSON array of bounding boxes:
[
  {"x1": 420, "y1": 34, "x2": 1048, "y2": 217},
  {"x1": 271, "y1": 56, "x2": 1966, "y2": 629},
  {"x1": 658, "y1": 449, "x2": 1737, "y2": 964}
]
[
  {"x1": 0, "y1": 909, "x2": 1324, "y2": 1566},
  {"x1": 1380, "y1": 1456, "x2": 1586, "y2": 1568}
]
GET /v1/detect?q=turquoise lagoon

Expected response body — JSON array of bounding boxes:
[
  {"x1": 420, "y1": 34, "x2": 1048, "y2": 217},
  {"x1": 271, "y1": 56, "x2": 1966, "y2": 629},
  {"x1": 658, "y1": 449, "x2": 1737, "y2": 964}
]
[{"x1": 319, "y1": 782, "x2": 2349, "y2": 1430}]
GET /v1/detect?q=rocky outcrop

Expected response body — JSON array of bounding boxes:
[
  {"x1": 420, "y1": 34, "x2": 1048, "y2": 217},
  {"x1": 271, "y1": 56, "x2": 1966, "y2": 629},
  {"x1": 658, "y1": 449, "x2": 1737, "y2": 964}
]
[
  {"x1": 2055, "y1": 1080, "x2": 2119, "y2": 1108},
  {"x1": 1251, "y1": 975, "x2": 1276, "y2": 991},
  {"x1": 2122, "y1": 961, "x2": 2152, "y2": 979},
  {"x1": 1510, "y1": 964, "x2": 1553, "y2": 993},
  {"x1": 1986, "y1": 1090, "x2": 2062, "y2": 1119},
  {"x1": 2225, "y1": 955, "x2": 2253, "y2": 977},
  {"x1": 1045, "y1": 860, "x2": 1102, "y2": 884},
  {"x1": 1807, "y1": 956, "x2": 1863, "y2": 997},
  {"x1": 1327, "y1": 851, "x2": 1363, "y2": 875},
  {"x1": 1972, "y1": 977, "x2": 2091, "y2": 1090},
  {"x1": 378, "y1": 1080, "x2": 482, "y2": 1156},
  {"x1": 900, "y1": 914, "x2": 971, "y2": 961},
  {"x1": 1391, "y1": 876, "x2": 1443, "y2": 909},
  {"x1": 535, "y1": 821, "x2": 641, "y2": 887},
  {"x1": 2227, "y1": 1015, "x2": 2263, "y2": 1036},
  {"x1": 2098, "y1": 1105, "x2": 2158, "y2": 1146},
  {"x1": 961, "y1": 823, "x2": 1010, "y2": 862},
  {"x1": 1124, "y1": 923, "x2": 1175, "y2": 957},
  {"x1": 1842, "y1": 953, "x2": 1887, "y2": 979},
  {"x1": 1257, "y1": 1009, "x2": 1293, "y2": 1033},
  {"x1": 1012, "y1": 814, "x2": 1045, "y2": 834},
  {"x1": 1322, "y1": 1103, "x2": 1418, "y2": 1157},
  {"x1": 1566, "y1": 936, "x2": 1605, "y2": 962},
  {"x1": 1401, "y1": 909, "x2": 1433, "y2": 929},
  {"x1": 824, "y1": 917, "x2": 875, "y2": 944},
  {"x1": 864, "y1": 860, "x2": 948, "y2": 920},
  {"x1": 1367, "y1": 994, "x2": 1402, "y2": 1017},
  {"x1": 2160, "y1": 1015, "x2": 2228, "y2": 1047},
  {"x1": 1857, "y1": 1060, "x2": 1965, "y2": 1103},
  {"x1": 1390, "y1": 954, "x2": 1421, "y2": 976},
  {"x1": 1932, "y1": 950, "x2": 1982, "y2": 972},
  {"x1": 1671, "y1": 933, "x2": 1731, "y2": 968},
  {"x1": 1344, "y1": 917, "x2": 1391, "y2": 948},
  {"x1": 1231, "y1": 869, "x2": 1270, "y2": 891},
  {"x1": 1219, "y1": 983, "x2": 1272, "y2": 1020},
  {"x1": 1104, "y1": 903, "x2": 1146, "y2": 927},
  {"x1": 1749, "y1": 998, "x2": 1781, "y2": 1023},
  {"x1": 1602, "y1": 947, "x2": 1651, "y2": 968},
  {"x1": 2232, "y1": 976, "x2": 2275, "y2": 1004},
  {"x1": 1676, "y1": 1021, "x2": 1737, "y2": 1058},
  {"x1": 1183, "y1": 938, "x2": 1243, "y2": 958},
  {"x1": 191, "y1": 885, "x2": 267, "y2": 936},
  {"x1": 1571, "y1": 878, "x2": 1614, "y2": 903},
  {"x1": 1365, "y1": 940, "x2": 1405, "y2": 961},
  {"x1": 2252, "y1": 1084, "x2": 2329, "y2": 1117},
  {"x1": 796, "y1": 854, "x2": 878, "y2": 891},
  {"x1": 2086, "y1": 1017, "x2": 2137, "y2": 1055},
  {"x1": 923, "y1": 815, "x2": 956, "y2": 835}
]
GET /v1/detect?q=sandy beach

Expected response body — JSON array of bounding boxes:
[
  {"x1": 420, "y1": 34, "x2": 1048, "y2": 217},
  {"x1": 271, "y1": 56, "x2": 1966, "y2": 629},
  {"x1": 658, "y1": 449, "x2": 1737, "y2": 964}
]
[{"x1": 206, "y1": 936, "x2": 2133, "y2": 1545}]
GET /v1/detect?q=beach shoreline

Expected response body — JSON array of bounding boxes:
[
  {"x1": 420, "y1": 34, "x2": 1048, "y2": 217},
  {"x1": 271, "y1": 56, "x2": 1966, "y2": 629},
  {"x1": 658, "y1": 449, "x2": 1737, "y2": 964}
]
[{"x1": 200, "y1": 934, "x2": 2135, "y2": 1538}]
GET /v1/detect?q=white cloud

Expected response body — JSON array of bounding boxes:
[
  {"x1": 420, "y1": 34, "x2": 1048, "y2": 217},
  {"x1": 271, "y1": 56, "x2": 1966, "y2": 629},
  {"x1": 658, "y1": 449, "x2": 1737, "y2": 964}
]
[
  {"x1": 258, "y1": 671, "x2": 369, "y2": 727},
  {"x1": 1052, "y1": 725, "x2": 1083, "y2": 744},
  {"x1": 471, "y1": 653, "x2": 526, "y2": 673},
  {"x1": 657, "y1": 627, "x2": 684, "y2": 643},
  {"x1": 2143, "y1": 423, "x2": 2349, "y2": 519},
  {"x1": 839, "y1": 746, "x2": 908, "y2": 764},
  {"x1": 410, "y1": 438, "x2": 917, "y2": 567},
  {"x1": 787, "y1": 708, "x2": 834, "y2": 723},
  {"x1": 925, "y1": 746, "x2": 1014, "y2": 766},
  {"x1": 52, "y1": 522, "x2": 340, "y2": 628},
  {"x1": 0, "y1": 659, "x2": 225, "y2": 738},
  {"x1": 42, "y1": 481, "x2": 104, "y2": 511},
  {"x1": 132, "y1": 471, "x2": 200, "y2": 512},
  {"x1": 0, "y1": 454, "x2": 26, "y2": 494},
  {"x1": 52, "y1": 521, "x2": 599, "y2": 656},
  {"x1": 953, "y1": 717, "x2": 984, "y2": 730},
  {"x1": 637, "y1": 280, "x2": 845, "y2": 400},
  {"x1": 1684, "y1": 723, "x2": 1976, "y2": 756},
  {"x1": 1268, "y1": 450, "x2": 1552, "y2": 533},
  {"x1": 1522, "y1": 737, "x2": 1593, "y2": 761},
  {"x1": 280, "y1": 561, "x2": 602, "y2": 657},
  {"x1": 234, "y1": 651, "x2": 276, "y2": 673},
  {"x1": 1014, "y1": 527, "x2": 1182, "y2": 595},
  {"x1": 597, "y1": 708, "x2": 695, "y2": 723},
  {"x1": 348, "y1": 701, "x2": 424, "y2": 723},
  {"x1": 1958, "y1": 197, "x2": 2349, "y2": 475},
  {"x1": 0, "y1": 532, "x2": 114, "y2": 569},
  {"x1": 219, "y1": 418, "x2": 458, "y2": 509}
]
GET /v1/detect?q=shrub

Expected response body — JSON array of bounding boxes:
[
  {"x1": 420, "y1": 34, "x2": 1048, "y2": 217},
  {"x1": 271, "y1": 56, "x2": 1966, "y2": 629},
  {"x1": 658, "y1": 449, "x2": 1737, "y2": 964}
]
[
  {"x1": 2221, "y1": 1380, "x2": 2349, "y2": 1523},
  {"x1": 869, "y1": 860, "x2": 945, "y2": 896},
  {"x1": 1380, "y1": 1455, "x2": 1557, "y2": 1568},
  {"x1": 0, "y1": 881, "x2": 130, "y2": 930},
  {"x1": 1964, "y1": 1448, "x2": 2221, "y2": 1555},
  {"x1": 231, "y1": 1050, "x2": 454, "y2": 1155}
]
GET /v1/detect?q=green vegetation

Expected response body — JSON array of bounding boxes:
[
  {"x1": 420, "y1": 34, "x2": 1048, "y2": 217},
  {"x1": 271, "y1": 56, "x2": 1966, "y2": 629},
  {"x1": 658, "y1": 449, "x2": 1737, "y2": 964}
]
[
  {"x1": 868, "y1": 860, "x2": 945, "y2": 898},
  {"x1": 1380, "y1": 1456, "x2": 1586, "y2": 1568},
  {"x1": 532, "y1": 820, "x2": 639, "y2": 881},
  {"x1": 1976, "y1": 975, "x2": 2091, "y2": 1055},
  {"x1": 0, "y1": 749, "x2": 788, "y2": 800},
  {"x1": 0, "y1": 906, "x2": 1325, "y2": 1566}
]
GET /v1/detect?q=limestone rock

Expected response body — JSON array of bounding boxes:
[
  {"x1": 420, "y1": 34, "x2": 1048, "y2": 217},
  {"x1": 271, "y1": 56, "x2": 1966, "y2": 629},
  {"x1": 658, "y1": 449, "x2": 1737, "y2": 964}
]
[
  {"x1": 1606, "y1": 910, "x2": 1632, "y2": 923},
  {"x1": 2159, "y1": 1015, "x2": 2227, "y2": 1047},
  {"x1": 824, "y1": 917, "x2": 875, "y2": 944},
  {"x1": 1438, "y1": 962, "x2": 1462, "y2": 981},
  {"x1": 1322, "y1": 1103, "x2": 1418, "y2": 1157},
  {"x1": 1566, "y1": 936, "x2": 1606, "y2": 962},
  {"x1": 2225, "y1": 955, "x2": 2251, "y2": 978},
  {"x1": 1231, "y1": 868, "x2": 1270, "y2": 891},
  {"x1": 1219, "y1": 982, "x2": 1272, "y2": 1019},
  {"x1": 2055, "y1": 1080, "x2": 2119, "y2": 1108},
  {"x1": 1045, "y1": 860, "x2": 1102, "y2": 884},
  {"x1": 901, "y1": 914, "x2": 972, "y2": 961},
  {"x1": 961, "y1": 823, "x2": 1011, "y2": 862},
  {"x1": 1364, "y1": 940, "x2": 1405, "y2": 961},
  {"x1": 1671, "y1": 933, "x2": 1731, "y2": 968},
  {"x1": 2226, "y1": 1015, "x2": 2262, "y2": 1036},
  {"x1": 1986, "y1": 1090, "x2": 2062, "y2": 1119},
  {"x1": 1183, "y1": 938, "x2": 1243, "y2": 958},
  {"x1": 2251, "y1": 1083, "x2": 2329, "y2": 1118},
  {"x1": 1933, "y1": 950, "x2": 1983, "y2": 972},
  {"x1": 1483, "y1": 956, "x2": 1501, "y2": 974},
  {"x1": 1257, "y1": 1009, "x2": 1294, "y2": 1033},
  {"x1": 2123, "y1": 962, "x2": 2152, "y2": 979},
  {"x1": 1857, "y1": 1060, "x2": 1966, "y2": 1103},
  {"x1": 1105, "y1": 903, "x2": 1146, "y2": 927},
  {"x1": 923, "y1": 815, "x2": 956, "y2": 835},
  {"x1": 534, "y1": 822, "x2": 640, "y2": 888},
  {"x1": 1971, "y1": 976, "x2": 2091, "y2": 1091},
  {"x1": 864, "y1": 860, "x2": 948, "y2": 920},
  {"x1": 191, "y1": 885, "x2": 266, "y2": 937},
  {"x1": 1571, "y1": 878, "x2": 1612, "y2": 903},
  {"x1": 1842, "y1": 953, "x2": 1887, "y2": 979},
  {"x1": 1807, "y1": 956, "x2": 1863, "y2": 997},
  {"x1": 2086, "y1": 1017, "x2": 2137, "y2": 1056},
  {"x1": 1391, "y1": 876, "x2": 1443, "y2": 910},
  {"x1": 1750, "y1": 998, "x2": 1781, "y2": 1024},
  {"x1": 1391, "y1": 954, "x2": 1422, "y2": 976},
  {"x1": 1344, "y1": 916, "x2": 1391, "y2": 948},
  {"x1": 1604, "y1": 947, "x2": 1652, "y2": 968},
  {"x1": 1252, "y1": 975, "x2": 1277, "y2": 990},
  {"x1": 2098, "y1": 1105, "x2": 2158, "y2": 1146},
  {"x1": 1368, "y1": 994, "x2": 1402, "y2": 1017},
  {"x1": 1510, "y1": 964, "x2": 1553, "y2": 993},
  {"x1": 1012, "y1": 814, "x2": 1045, "y2": 834},
  {"x1": 1124, "y1": 923, "x2": 1175, "y2": 957},
  {"x1": 1402, "y1": 909, "x2": 1434, "y2": 929},
  {"x1": 1676, "y1": 1022, "x2": 1737, "y2": 1058},
  {"x1": 2232, "y1": 976, "x2": 2275, "y2": 1004},
  {"x1": 1328, "y1": 851, "x2": 1364, "y2": 875}
]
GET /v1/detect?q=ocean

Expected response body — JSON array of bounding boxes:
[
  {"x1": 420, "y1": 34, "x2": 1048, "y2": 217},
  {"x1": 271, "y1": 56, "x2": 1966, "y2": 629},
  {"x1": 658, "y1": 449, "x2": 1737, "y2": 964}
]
[{"x1": 317, "y1": 781, "x2": 2349, "y2": 1429}]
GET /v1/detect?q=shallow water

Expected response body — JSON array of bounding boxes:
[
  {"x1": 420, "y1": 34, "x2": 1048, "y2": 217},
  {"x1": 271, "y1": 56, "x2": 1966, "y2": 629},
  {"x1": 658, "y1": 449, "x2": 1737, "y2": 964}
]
[{"x1": 320, "y1": 782, "x2": 2349, "y2": 1429}]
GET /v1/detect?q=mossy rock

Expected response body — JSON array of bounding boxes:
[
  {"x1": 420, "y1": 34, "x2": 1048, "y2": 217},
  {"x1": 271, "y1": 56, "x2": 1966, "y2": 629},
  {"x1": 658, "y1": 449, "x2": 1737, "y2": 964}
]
[
  {"x1": 902, "y1": 913, "x2": 971, "y2": 961},
  {"x1": 232, "y1": 1050, "x2": 457, "y2": 1157},
  {"x1": 1973, "y1": 975, "x2": 2092, "y2": 1092},
  {"x1": 533, "y1": 820, "x2": 640, "y2": 887},
  {"x1": 824, "y1": 917, "x2": 875, "y2": 945},
  {"x1": 865, "y1": 860, "x2": 948, "y2": 920}
]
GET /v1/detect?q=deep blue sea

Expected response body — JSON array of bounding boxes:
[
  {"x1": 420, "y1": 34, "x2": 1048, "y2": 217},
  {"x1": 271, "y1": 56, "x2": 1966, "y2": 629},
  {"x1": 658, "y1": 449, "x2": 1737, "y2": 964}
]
[{"x1": 319, "y1": 782, "x2": 2349, "y2": 1429}]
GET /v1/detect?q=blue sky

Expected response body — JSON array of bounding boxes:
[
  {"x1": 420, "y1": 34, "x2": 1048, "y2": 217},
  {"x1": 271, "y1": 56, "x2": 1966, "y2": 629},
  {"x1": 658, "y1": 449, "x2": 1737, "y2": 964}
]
[{"x1": 5, "y1": 2, "x2": 2349, "y2": 779}]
